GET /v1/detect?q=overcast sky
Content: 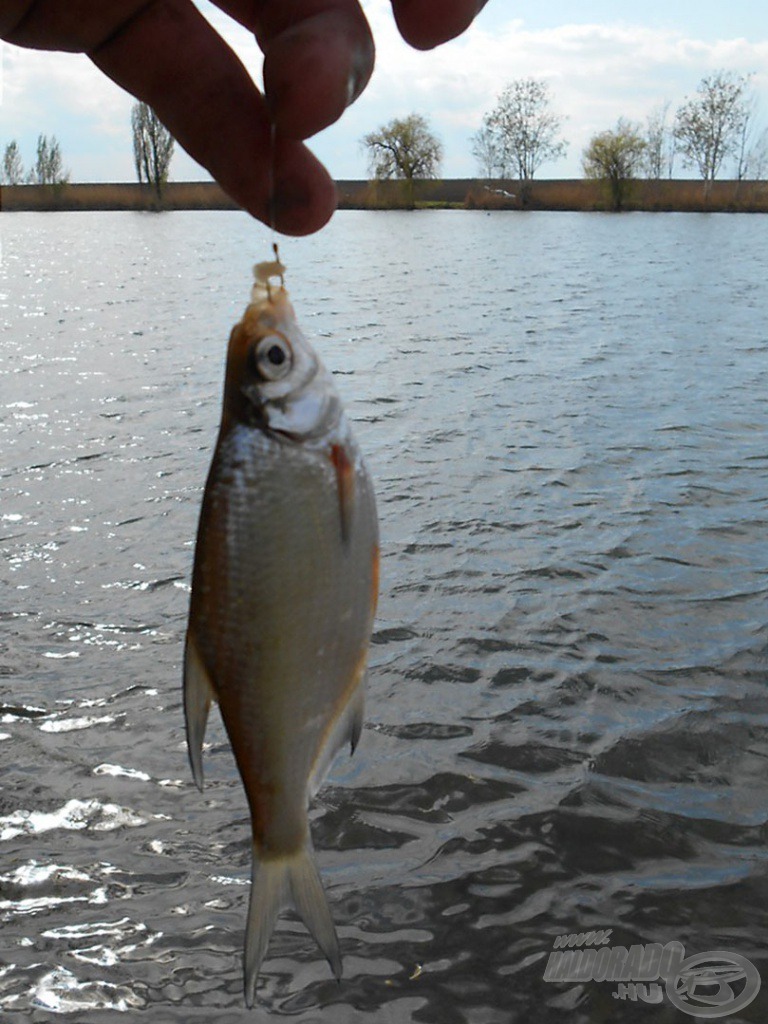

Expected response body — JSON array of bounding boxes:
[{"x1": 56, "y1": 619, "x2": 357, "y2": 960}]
[{"x1": 2, "y1": 1, "x2": 767, "y2": 183}]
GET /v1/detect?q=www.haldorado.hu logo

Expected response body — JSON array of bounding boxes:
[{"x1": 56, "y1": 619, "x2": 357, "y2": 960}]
[{"x1": 543, "y1": 931, "x2": 761, "y2": 1017}]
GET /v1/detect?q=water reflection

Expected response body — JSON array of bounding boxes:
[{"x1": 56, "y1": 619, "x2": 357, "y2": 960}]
[{"x1": 0, "y1": 211, "x2": 767, "y2": 1019}]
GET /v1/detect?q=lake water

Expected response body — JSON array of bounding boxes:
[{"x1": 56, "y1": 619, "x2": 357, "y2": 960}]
[{"x1": 1, "y1": 209, "x2": 768, "y2": 1022}]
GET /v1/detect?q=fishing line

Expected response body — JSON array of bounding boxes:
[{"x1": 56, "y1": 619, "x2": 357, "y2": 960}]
[
  {"x1": 266, "y1": 118, "x2": 283, "y2": 293},
  {"x1": 267, "y1": 118, "x2": 277, "y2": 237}
]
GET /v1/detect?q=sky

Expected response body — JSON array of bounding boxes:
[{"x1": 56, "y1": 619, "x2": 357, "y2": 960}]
[{"x1": 1, "y1": 2, "x2": 768, "y2": 184}]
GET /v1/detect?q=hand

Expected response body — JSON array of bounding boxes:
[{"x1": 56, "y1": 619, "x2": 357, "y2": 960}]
[{"x1": 1, "y1": 1, "x2": 485, "y2": 235}]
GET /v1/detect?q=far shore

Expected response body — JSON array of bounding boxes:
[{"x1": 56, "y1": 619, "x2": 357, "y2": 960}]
[{"x1": 2, "y1": 178, "x2": 768, "y2": 214}]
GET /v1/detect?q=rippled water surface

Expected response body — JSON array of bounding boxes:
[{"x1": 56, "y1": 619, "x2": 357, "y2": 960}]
[{"x1": 1, "y1": 210, "x2": 768, "y2": 1022}]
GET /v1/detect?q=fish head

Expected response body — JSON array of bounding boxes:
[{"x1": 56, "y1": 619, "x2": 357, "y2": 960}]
[{"x1": 221, "y1": 268, "x2": 342, "y2": 442}]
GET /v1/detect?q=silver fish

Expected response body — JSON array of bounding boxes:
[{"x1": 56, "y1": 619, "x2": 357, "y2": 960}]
[{"x1": 184, "y1": 258, "x2": 379, "y2": 1004}]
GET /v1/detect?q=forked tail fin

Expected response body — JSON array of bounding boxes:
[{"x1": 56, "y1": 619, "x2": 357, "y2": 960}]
[{"x1": 244, "y1": 841, "x2": 342, "y2": 1006}]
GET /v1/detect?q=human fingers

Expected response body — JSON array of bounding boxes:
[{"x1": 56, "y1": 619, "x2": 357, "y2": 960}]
[
  {"x1": 391, "y1": 0, "x2": 486, "y2": 50},
  {"x1": 88, "y1": 1, "x2": 337, "y2": 235},
  {"x1": 1, "y1": 1, "x2": 335, "y2": 234},
  {"x1": 214, "y1": 0, "x2": 375, "y2": 141}
]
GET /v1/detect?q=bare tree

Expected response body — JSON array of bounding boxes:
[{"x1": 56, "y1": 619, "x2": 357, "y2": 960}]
[
  {"x1": 29, "y1": 134, "x2": 69, "y2": 185},
  {"x1": 361, "y1": 114, "x2": 442, "y2": 207},
  {"x1": 739, "y1": 127, "x2": 768, "y2": 181},
  {"x1": 2, "y1": 140, "x2": 24, "y2": 184},
  {"x1": 733, "y1": 93, "x2": 768, "y2": 180},
  {"x1": 131, "y1": 102, "x2": 175, "y2": 205},
  {"x1": 644, "y1": 102, "x2": 675, "y2": 179},
  {"x1": 583, "y1": 119, "x2": 646, "y2": 211},
  {"x1": 475, "y1": 79, "x2": 567, "y2": 189},
  {"x1": 674, "y1": 71, "x2": 752, "y2": 182},
  {"x1": 471, "y1": 120, "x2": 509, "y2": 179}
]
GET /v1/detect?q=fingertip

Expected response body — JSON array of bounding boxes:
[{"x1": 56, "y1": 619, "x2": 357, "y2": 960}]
[
  {"x1": 182, "y1": 118, "x2": 336, "y2": 236},
  {"x1": 392, "y1": 0, "x2": 482, "y2": 50},
  {"x1": 271, "y1": 167, "x2": 338, "y2": 237},
  {"x1": 240, "y1": 140, "x2": 337, "y2": 236},
  {"x1": 180, "y1": 116, "x2": 337, "y2": 235}
]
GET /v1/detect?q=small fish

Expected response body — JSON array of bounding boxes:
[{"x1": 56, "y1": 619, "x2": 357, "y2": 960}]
[{"x1": 184, "y1": 257, "x2": 378, "y2": 1005}]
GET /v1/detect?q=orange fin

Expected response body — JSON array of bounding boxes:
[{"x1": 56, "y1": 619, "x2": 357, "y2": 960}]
[{"x1": 329, "y1": 443, "x2": 355, "y2": 544}]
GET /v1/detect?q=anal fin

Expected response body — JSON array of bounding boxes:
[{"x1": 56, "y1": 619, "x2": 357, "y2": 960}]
[
  {"x1": 308, "y1": 677, "x2": 366, "y2": 798},
  {"x1": 348, "y1": 682, "x2": 364, "y2": 755}
]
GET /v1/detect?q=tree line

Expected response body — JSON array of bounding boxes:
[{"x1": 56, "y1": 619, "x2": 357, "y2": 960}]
[
  {"x1": 2, "y1": 103, "x2": 175, "y2": 202},
  {"x1": 3, "y1": 75, "x2": 763, "y2": 210},
  {"x1": 2, "y1": 134, "x2": 69, "y2": 186},
  {"x1": 362, "y1": 70, "x2": 768, "y2": 210}
]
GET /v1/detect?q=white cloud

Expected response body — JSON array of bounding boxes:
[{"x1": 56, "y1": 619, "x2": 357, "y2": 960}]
[
  {"x1": 2, "y1": 4, "x2": 767, "y2": 182},
  {"x1": 338, "y1": 7, "x2": 768, "y2": 177},
  {"x1": 3, "y1": 45, "x2": 128, "y2": 134}
]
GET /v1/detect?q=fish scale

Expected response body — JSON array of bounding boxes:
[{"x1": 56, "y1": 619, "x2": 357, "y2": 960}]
[{"x1": 183, "y1": 260, "x2": 378, "y2": 1005}]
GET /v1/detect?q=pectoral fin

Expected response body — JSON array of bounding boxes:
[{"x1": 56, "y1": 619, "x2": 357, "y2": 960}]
[{"x1": 183, "y1": 635, "x2": 216, "y2": 791}]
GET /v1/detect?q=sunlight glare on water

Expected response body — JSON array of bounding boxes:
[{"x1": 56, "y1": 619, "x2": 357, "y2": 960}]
[{"x1": 1, "y1": 210, "x2": 767, "y2": 1021}]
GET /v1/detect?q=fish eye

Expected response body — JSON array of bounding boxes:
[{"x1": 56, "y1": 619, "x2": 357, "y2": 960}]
[{"x1": 249, "y1": 335, "x2": 293, "y2": 381}]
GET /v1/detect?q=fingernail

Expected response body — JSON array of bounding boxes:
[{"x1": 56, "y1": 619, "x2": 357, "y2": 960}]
[{"x1": 346, "y1": 40, "x2": 374, "y2": 108}]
